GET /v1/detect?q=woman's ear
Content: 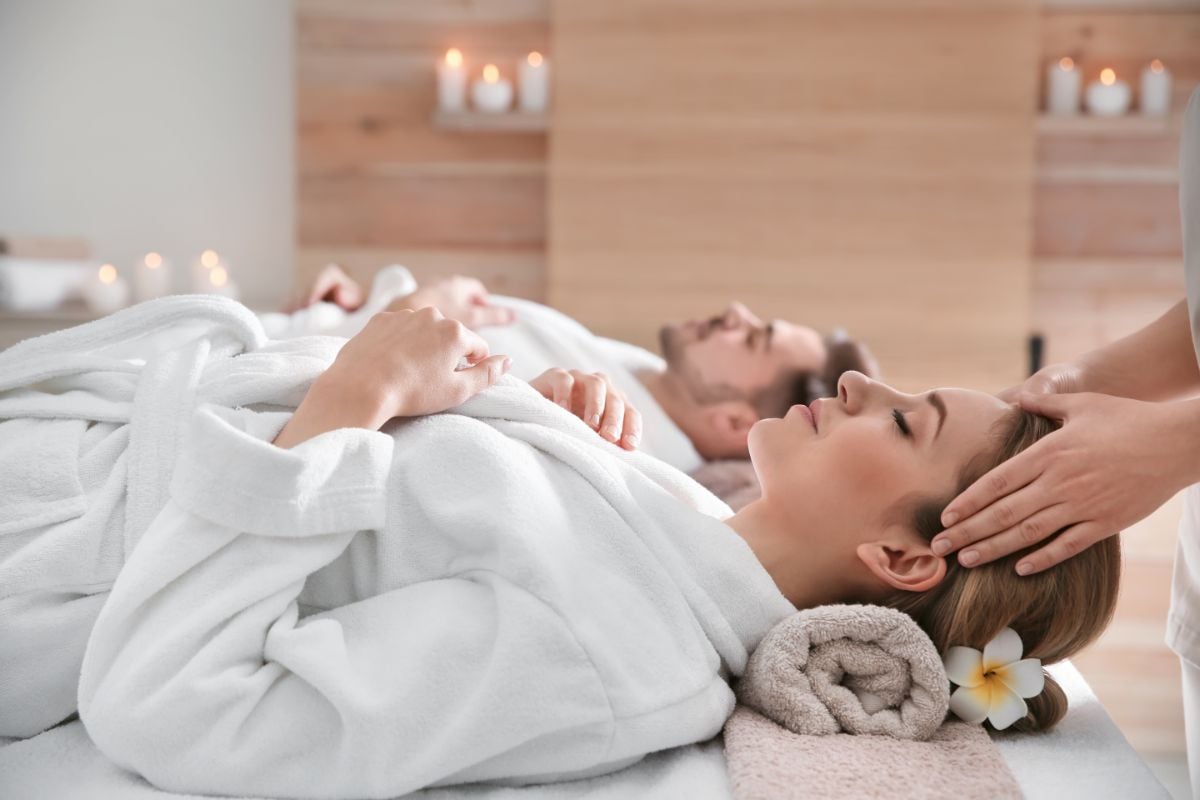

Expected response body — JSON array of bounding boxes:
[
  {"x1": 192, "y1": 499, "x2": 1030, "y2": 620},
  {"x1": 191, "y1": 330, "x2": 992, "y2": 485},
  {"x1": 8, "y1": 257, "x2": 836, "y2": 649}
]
[{"x1": 855, "y1": 536, "x2": 946, "y2": 593}]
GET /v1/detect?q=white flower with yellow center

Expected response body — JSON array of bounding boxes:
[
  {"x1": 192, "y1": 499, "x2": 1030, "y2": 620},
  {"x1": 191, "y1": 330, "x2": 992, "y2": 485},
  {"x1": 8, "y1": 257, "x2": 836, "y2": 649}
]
[{"x1": 943, "y1": 627, "x2": 1044, "y2": 730}]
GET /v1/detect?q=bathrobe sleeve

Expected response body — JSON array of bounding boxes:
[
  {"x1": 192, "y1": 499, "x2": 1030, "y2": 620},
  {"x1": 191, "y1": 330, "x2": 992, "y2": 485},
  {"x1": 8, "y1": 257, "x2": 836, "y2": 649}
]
[{"x1": 78, "y1": 406, "x2": 613, "y2": 799}]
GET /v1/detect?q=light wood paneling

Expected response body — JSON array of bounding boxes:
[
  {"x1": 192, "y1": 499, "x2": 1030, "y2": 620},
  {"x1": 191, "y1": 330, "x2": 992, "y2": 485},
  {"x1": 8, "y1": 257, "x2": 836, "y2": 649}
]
[
  {"x1": 296, "y1": 0, "x2": 548, "y2": 297},
  {"x1": 549, "y1": 0, "x2": 1038, "y2": 394}
]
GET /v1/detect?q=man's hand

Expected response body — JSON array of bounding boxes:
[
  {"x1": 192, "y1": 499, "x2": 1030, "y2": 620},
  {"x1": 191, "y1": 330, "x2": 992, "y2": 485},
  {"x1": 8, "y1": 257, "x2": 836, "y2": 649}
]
[
  {"x1": 933, "y1": 392, "x2": 1200, "y2": 575},
  {"x1": 388, "y1": 275, "x2": 515, "y2": 330},
  {"x1": 286, "y1": 264, "x2": 364, "y2": 313},
  {"x1": 274, "y1": 307, "x2": 510, "y2": 448},
  {"x1": 530, "y1": 368, "x2": 643, "y2": 451}
]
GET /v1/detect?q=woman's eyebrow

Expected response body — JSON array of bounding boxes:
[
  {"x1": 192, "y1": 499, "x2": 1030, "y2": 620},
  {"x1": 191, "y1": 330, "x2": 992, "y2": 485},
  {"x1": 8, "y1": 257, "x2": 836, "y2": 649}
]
[{"x1": 928, "y1": 391, "x2": 947, "y2": 441}]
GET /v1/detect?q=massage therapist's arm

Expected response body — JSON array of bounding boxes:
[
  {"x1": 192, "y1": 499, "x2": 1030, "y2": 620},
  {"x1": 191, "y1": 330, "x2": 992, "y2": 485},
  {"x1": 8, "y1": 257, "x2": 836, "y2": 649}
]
[
  {"x1": 935, "y1": 300, "x2": 1200, "y2": 574},
  {"x1": 273, "y1": 306, "x2": 510, "y2": 449}
]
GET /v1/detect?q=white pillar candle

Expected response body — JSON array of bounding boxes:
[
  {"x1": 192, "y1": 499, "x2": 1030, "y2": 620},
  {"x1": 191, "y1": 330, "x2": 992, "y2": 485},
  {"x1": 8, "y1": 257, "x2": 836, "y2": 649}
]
[
  {"x1": 518, "y1": 51, "x2": 550, "y2": 113},
  {"x1": 1085, "y1": 68, "x2": 1132, "y2": 117},
  {"x1": 1140, "y1": 59, "x2": 1172, "y2": 116},
  {"x1": 1046, "y1": 57, "x2": 1082, "y2": 115},
  {"x1": 437, "y1": 48, "x2": 468, "y2": 113},
  {"x1": 83, "y1": 263, "x2": 131, "y2": 314},
  {"x1": 472, "y1": 64, "x2": 513, "y2": 113},
  {"x1": 134, "y1": 251, "x2": 172, "y2": 301}
]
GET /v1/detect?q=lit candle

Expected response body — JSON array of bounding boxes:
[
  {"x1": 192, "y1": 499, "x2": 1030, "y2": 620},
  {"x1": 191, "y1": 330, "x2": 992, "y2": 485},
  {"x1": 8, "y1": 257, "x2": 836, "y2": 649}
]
[
  {"x1": 1085, "y1": 68, "x2": 1132, "y2": 117},
  {"x1": 1140, "y1": 59, "x2": 1172, "y2": 116},
  {"x1": 518, "y1": 51, "x2": 550, "y2": 113},
  {"x1": 472, "y1": 64, "x2": 513, "y2": 113},
  {"x1": 191, "y1": 249, "x2": 226, "y2": 294},
  {"x1": 1046, "y1": 57, "x2": 1081, "y2": 115},
  {"x1": 134, "y1": 251, "x2": 172, "y2": 301},
  {"x1": 83, "y1": 263, "x2": 131, "y2": 314},
  {"x1": 437, "y1": 48, "x2": 468, "y2": 113},
  {"x1": 204, "y1": 262, "x2": 240, "y2": 300}
]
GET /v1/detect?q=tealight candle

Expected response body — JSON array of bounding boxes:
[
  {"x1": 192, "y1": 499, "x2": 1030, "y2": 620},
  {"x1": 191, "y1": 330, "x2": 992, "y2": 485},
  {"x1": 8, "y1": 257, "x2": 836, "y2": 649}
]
[
  {"x1": 472, "y1": 64, "x2": 513, "y2": 113},
  {"x1": 203, "y1": 262, "x2": 240, "y2": 300},
  {"x1": 1046, "y1": 57, "x2": 1081, "y2": 115},
  {"x1": 518, "y1": 51, "x2": 550, "y2": 113},
  {"x1": 191, "y1": 249, "x2": 226, "y2": 294},
  {"x1": 134, "y1": 251, "x2": 172, "y2": 301},
  {"x1": 1086, "y1": 68, "x2": 1132, "y2": 117},
  {"x1": 437, "y1": 48, "x2": 467, "y2": 112},
  {"x1": 1140, "y1": 59, "x2": 1172, "y2": 116},
  {"x1": 83, "y1": 263, "x2": 131, "y2": 314}
]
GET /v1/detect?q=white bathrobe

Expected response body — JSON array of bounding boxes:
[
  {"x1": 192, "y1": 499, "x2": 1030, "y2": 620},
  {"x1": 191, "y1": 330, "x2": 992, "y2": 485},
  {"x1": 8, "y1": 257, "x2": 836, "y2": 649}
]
[
  {"x1": 258, "y1": 267, "x2": 706, "y2": 474},
  {"x1": 0, "y1": 296, "x2": 794, "y2": 798}
]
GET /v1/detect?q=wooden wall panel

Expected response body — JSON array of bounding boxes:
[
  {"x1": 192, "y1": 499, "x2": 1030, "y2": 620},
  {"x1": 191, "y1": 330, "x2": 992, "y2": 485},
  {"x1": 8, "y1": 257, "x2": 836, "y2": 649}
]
[
  {"x1": 296, "y1": 0, "x2": 549, "y2": 299},
  {"x1": 548, "y1": 0, "x2": 1038, "y2": 393}
]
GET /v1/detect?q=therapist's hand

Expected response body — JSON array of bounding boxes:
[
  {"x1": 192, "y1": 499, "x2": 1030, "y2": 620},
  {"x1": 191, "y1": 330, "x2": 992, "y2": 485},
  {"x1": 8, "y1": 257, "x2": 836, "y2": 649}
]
[
  {"x1": 388, "y1": 276, "x2": 516, "y2": 330},
  {"x1": 933, "y1": 392, "x2": 1199, "y2": 575},
  {"x1": 996, "y1": 361, "x2": 1093, "y2": 403},
  {"x1": 274, "y1": 307, "x2": 510, "y2": 448},
  {"x1": 530, "y1": 368, "x2": 643, "y2": 450}
]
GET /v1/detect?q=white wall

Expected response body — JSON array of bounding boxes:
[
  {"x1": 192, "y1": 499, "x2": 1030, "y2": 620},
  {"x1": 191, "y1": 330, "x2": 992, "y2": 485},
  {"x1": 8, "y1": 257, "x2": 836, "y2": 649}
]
[{"x1": 0, "y1": 0, "x2": 294, "y2": 307}]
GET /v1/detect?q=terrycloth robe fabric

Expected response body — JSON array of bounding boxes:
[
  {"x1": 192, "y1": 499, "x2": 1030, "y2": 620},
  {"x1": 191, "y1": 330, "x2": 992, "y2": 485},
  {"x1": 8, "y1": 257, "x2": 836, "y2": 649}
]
[
  {"x1": 258, "y1": 265, "x2": 707, "y2": 474},
  {"x1": 0, "y1": 296, "x2": 797, "y2": 798},
  {"x1": 736, "y1": 604, "x2": 950, "y2": 740}
]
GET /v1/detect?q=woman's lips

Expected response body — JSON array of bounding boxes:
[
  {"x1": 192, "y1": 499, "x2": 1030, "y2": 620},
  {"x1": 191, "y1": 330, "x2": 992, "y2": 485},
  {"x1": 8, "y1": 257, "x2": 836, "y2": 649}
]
[{"x1": 788, "y1": 403, "x2": 817, "y2": 431}]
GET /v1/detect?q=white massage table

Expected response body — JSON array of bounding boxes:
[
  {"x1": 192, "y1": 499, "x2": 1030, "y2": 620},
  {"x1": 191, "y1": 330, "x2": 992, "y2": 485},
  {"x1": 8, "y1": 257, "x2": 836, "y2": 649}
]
[{"x1": 0, "y1": 662, "x2": 1168, "y2": 800}]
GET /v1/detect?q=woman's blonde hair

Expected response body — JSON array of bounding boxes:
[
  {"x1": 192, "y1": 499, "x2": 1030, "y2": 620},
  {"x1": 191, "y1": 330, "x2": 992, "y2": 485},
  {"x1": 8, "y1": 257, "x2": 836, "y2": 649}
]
[{"x1": 884, "y1": 409, "x2": 1122, "y2": 732}]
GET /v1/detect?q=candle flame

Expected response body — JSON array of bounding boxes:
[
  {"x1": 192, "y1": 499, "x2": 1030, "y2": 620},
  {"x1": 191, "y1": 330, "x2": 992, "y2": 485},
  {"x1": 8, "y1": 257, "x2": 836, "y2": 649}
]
[
  {"x1": 483, "y1": 64, "x2": 499, "y2": 83},
  {"x1": 1151, "y1": 59, "x2": 1164, "y2": 74},
  {"x1": 1058, "y1": 57, "x2": 1074, "y2": 71},
  {"x1": 201, "y1": 250, "x2": 219, "y2": 269},
  {"x1": 1100, "y1": 68, "x2": 1116, "y2": 86},
  {"x1": 144, "y1": 252, "x2": 162, "y2": 269},
  {"x1": 99, "y1": 264, "x2": 118, "y2": 285},
  {"x1": 445, "y1": 48, "x2": 463, "y2": 68},
  {"x1": 528, "y1": 52, "x2": 543, "y2": 67},
  {"x1": 210, "y1": 265, "x2": 229, "y2": 288}
]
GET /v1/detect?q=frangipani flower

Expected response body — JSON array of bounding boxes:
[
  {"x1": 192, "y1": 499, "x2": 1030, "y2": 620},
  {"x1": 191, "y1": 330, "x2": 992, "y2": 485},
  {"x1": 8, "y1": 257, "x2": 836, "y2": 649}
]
[{"x1": 943, "y1": 627, "x2": 1044, "y2": 730}]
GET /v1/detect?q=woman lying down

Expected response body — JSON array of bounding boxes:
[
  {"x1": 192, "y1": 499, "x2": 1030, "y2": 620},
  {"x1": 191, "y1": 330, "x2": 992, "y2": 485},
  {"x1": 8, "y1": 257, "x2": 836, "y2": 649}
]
[{"x1": 0, "y1": 297, "x2": 1119, "y2": 798}]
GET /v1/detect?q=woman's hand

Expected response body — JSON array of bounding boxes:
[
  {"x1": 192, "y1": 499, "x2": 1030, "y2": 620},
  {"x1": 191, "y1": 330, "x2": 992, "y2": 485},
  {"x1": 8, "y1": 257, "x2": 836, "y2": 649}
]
[
  {"x1": 933, "y1": 392, "x2": 1200, "y2": 575},
  {"x1": 286, "y1": 263, "x2": 364, "y2": 313},
  {"x1": 529, "y1": 368, "x2": 642, "y2": 450},
  {"x1": 387, "y1": 275, "x2": 515, "y2": 330},
  {"x1": 274, "y1": 307, "x2": 510, "y2": 449},
  {"x1": 996, "y1": 361, "x2": 1093, "y2": 403}
]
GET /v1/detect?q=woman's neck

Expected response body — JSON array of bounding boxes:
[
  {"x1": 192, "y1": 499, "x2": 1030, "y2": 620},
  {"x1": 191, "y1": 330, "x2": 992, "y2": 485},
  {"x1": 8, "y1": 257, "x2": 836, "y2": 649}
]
[{"x1": 725, "y1": 498, "x2": 855, "y2": 610}]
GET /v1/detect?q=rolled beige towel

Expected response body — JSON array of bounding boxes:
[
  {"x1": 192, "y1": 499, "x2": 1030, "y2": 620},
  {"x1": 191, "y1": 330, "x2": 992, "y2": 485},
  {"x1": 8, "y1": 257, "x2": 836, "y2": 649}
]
[{"x1": 736, "y1": 604, "x2": 949, "y2": 740}]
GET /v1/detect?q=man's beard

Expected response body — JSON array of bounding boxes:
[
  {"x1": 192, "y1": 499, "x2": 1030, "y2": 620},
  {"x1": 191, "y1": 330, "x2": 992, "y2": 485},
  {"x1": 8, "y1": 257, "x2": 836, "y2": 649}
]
[{"x1": 658, "y1": 324, "x2": 684, "y2": 367}]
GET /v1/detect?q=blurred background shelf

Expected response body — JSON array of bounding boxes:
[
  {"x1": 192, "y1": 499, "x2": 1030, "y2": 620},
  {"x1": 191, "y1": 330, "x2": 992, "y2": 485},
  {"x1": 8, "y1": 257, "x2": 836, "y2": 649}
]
[
  {"x1": 1035, "y1": 113, "x2": 1176, "y2": 136},
  {"x1": 431, "y1": 110, "x2": 549, "y2": 133}
]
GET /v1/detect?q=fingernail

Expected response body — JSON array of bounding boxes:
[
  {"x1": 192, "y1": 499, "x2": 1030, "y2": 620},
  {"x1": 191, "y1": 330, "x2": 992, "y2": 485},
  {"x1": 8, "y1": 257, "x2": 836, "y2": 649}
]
[
  {"x1": 589, "y1": 414, "x2": 600, "y2": 428},
  {"x1": 603, "y1": 427, "x2": 619, "y2": 440},
  {"x1": 931, "y1": 539, "x2": 951, "y2": 556},
  {"x1": 625, "y1": 434, "x2": 640, "y2": 448},
  {"x1": 501, "y1": 357, "x2": 511, "y2": 373},
  {"x1": 959, "y1": 550, "x2": 979, "y2": 567},
  {"x1": 1016, "y1": 562, "x2": 1034, "y2": 576},
  {"x1": 941, "y1": 511, "x2": 958, "y2": 527}
]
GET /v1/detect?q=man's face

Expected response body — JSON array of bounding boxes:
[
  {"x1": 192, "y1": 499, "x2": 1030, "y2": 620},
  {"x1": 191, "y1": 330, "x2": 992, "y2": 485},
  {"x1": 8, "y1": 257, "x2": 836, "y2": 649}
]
[{"x1": 659, "y1": 302, "x2": 827, "y2": 404}]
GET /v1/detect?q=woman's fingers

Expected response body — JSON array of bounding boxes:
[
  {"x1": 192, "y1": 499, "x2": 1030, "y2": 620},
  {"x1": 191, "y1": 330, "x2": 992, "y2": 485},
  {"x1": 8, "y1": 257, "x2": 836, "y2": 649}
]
[
  {"x1": 1016, "y1": 521, "x2": 1110, "y2": 575},
  {"x1": 620, "y1": 404, "x2": 642, "y2": 450},
  {"x1": 598, "y1": 392, "x2": 625, "y2": 442},
  {"x1": 456, "y1": 354, "x2": 511, "y2": 401},
  {"x1": 934, "y1": 477, "x2": 1052, "y2": 557},
  {"x1": 951, "y1": 502, "x2": 1073, "y2": 567},
  {"x1": 574, "y1": 373, "x2": 608, "y2": 430}
]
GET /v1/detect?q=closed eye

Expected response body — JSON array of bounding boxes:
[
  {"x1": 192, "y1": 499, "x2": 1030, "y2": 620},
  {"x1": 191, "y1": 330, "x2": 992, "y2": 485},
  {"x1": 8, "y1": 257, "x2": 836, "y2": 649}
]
[{"x1": 892, "y1": 408, "x2": 913, "y2": 438}]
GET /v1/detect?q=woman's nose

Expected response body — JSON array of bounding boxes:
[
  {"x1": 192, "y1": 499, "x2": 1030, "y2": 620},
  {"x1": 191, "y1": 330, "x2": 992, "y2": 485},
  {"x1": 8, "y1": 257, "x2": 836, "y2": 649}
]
[{"x1": 837, "y1": 370, "x2": 870, "y2": 413}]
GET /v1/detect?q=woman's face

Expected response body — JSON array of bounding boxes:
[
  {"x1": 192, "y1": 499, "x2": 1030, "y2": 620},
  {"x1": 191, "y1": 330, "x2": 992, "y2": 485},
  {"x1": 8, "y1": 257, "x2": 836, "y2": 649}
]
[{"x1": 748, "y1": 371, "x2": 1012, "y2": 539}]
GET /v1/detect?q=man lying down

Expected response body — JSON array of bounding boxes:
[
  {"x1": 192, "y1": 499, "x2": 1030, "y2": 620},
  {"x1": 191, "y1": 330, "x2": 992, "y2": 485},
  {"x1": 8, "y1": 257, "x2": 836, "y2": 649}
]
[
  {"x1": 0, "y1": 296, "x2": 1118, "y2": 798},
  {"x1": 260, "y1": 264, "x2": 878, "y2": 473}
]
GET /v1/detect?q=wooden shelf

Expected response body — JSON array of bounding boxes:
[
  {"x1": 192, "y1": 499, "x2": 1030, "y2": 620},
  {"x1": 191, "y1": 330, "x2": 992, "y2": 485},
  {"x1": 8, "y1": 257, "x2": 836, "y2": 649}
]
[
  {"x1": 431, "y1": 110, "x2": 549, "y2": 133},
  {"x1": 0, "y1": 304, "x2": 98, "y2": 323},
  {"x1": 1036, "y1": 113, "x2": 1174, "y2": 137}
]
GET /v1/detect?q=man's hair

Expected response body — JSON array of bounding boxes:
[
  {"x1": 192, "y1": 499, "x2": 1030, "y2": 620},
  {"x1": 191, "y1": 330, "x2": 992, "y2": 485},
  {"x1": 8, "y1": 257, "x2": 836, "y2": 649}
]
[{"x1": 751, "y1": 334, "x2": 878, "y2": 419}]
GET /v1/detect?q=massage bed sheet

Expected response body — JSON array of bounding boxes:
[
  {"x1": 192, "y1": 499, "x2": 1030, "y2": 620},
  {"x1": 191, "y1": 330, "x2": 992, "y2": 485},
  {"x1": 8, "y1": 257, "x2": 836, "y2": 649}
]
[{"x1": 0, "y1": 662, "x2": 1167, "y2": 799}]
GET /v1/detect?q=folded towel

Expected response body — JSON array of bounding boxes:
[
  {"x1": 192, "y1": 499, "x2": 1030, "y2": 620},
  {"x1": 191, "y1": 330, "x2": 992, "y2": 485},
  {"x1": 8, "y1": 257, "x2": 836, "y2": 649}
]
[
  {"x1": 736, "y1": 604, "x2": 948, "y2": 740},
  {"x1": 724, "y1": 705, "x2": 1022, "y2": 800}
]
